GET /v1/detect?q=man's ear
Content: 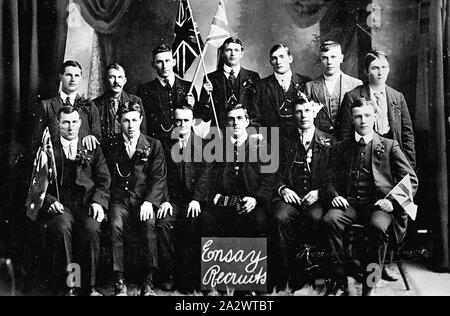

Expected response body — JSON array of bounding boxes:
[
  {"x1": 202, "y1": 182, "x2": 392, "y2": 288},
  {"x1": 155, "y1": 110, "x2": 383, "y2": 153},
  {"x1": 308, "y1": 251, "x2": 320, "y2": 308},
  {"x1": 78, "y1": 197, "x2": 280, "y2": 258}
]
[{"x1": 288, "y1": 55, "x2": 294, "y2": 64}]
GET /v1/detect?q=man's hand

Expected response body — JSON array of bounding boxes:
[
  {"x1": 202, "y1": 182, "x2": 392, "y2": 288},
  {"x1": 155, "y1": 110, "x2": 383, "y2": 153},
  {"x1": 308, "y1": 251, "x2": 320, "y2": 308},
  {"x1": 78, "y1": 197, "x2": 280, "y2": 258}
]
[
  {"x1": 375, "y1": 199, "x2": 394, "y2": 213},
  {"x1": 281, "y1": 188, "x2": 302, "y2": 205},
  {"x1": 241, "y1": 197, "x2": 257, "y2": 214},
  {"x1": 203, "y1": 81, "x2": 213, "y2": 94},
  {"x1": 187, "y1": 200, "x2": 201, "y2": 218},
  {"x1": 332, "y1": 196, "x2": 350, "y2": 210},
  {"x1": 186, "y1": 93, "x2": 196, "y2": 107},
  {"x1": 140, "y1": 202, "x2": 155, "y2": 222},
  {"x1": 82, "y1": 135, "x2": 100, "y2": 151},
  {"x1": 303, "y1": 190, "x2": 319, "y2": 207},
  {"x1": 90, "y1": 203, "x2": 105, "y2": 223},
  {"x1": 48, "y1": 201, "x2": 64, "y2": 215},
  {"x1": 157, "y1": 202, "x2": 173, "y2": 219}
]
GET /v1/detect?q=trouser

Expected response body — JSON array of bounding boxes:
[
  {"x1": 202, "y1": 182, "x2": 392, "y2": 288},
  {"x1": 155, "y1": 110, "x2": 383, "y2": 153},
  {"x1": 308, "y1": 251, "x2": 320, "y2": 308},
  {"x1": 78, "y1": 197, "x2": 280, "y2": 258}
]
[
  {"x1": 38, "y1": 201, "x2": 101, "y2": 289},
  {"x1": 270, "y1": 201, "x2": 325, "y2": 288},
  {"x1": 109, "y1": 198, "x2": 178, "y2": 281}
]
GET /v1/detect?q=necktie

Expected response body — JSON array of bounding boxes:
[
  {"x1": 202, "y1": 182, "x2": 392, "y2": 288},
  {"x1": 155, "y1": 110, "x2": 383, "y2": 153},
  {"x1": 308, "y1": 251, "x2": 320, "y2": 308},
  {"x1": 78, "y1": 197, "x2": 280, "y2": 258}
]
[
  {"x1": 65, "y1": 97, "x2": 71, "y2": 107},
  {"x1": 68, "y1": 143, "x2": 74, "y2": 160},
  {"x1": 373, "y1": 91, "x2": 390, "y2": 135},
  {"x1": 358, "y1": 138, "x2": 366, "y2": 147},
  {"x1": 229, "y1": 69, "x2": 236, "y2": 87},
  {"x1": 164, "y1": 78, "x2": 171, "y2": 90},
  {"x1": 125, "y1": 141, "x2": 133, "y2": 158}
]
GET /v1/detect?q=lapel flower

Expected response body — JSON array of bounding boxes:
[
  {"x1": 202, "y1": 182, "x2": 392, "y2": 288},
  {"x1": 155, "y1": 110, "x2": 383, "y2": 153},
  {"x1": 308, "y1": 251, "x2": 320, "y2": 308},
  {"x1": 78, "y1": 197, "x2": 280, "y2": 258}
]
[
  {"x1": 318, "y1": 136, "x2": 332, "y2": 149},
  {"x1": 249, "y1": 134, "x2": 265, "y2": 152},
  {"x1": 242, "y1": 78, "x2": 257, "y2": 93},
  {"x1": 375, "y1": 142, "x2": 386, "y2": 159},
  {"x1": 136, "y1": 145, "x2": 152, "y2": 162},
  {"x1": 75, "y1": 148, "x2": 93, "y2": 166},
  {"x1": 306, "y1": 149, "x2": 313, "y2": 173}
]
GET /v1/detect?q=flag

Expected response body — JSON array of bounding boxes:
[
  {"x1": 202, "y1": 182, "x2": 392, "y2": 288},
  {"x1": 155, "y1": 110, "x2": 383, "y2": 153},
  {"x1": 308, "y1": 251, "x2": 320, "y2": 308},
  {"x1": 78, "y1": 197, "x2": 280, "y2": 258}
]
[
  {"x1": 173, "y1": 0, "x2": 205, "y2": 77},
  {"x1": 386, "y1": 174, "x2": 418, "y2": 221},
  {"x1": 25, "y1": 128, "x2": 56, "y2": 221}
]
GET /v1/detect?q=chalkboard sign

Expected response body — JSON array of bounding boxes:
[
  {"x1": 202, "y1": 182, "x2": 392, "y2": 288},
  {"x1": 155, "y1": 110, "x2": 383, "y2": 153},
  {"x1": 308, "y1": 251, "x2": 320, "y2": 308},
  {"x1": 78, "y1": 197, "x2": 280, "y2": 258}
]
[{"x1": 201, "y1": 238, "x2": 267, "y2": 292}]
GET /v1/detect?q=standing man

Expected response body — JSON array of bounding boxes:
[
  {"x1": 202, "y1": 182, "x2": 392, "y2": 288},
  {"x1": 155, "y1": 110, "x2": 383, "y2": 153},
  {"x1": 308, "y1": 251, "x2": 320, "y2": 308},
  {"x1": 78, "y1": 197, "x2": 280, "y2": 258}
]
[
  {"x1": 271, "y1": 95, "x2": 335, "y2": 289},
  {"x1": 251, "y1": 43, "x2": 312, "y2": 133},
  {"x1": 33, "y1": 60, "x2": 101, "y2": 152},
  {"x1": 38, "y1": 106, "x2": 110, "y2": 296},
  {"x1": 322, "y1": 98, "x2": 418, "y2": 296},
  {"x1": 137, "y1": 44, "x2": 196, "y2": 142},
  {"x1": 198, "y1": 37, "x2": 260, "y2": 129},
  {"x1": 306, "y1": 41, "x2": 362, "y2": 136},
  {"x1": 158, "y1": 105, "x2": 212, "y2": 292},
  {"x1": 338, "y1": 51, "x2": 416, "y2": 168},
  {"x1": 105, "y1": 102, "x2": 171, "y2": 297},
  {"x1": 93, "y1": 63, "x2": 147, "y2": 149}
]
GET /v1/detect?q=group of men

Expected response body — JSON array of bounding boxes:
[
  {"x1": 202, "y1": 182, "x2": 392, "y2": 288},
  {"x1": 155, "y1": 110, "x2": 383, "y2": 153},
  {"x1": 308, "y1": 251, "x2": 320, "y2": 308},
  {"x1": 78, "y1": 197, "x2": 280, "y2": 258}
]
[{"x1": 31, "y1": 37, "x2": 418, "y2": 296}]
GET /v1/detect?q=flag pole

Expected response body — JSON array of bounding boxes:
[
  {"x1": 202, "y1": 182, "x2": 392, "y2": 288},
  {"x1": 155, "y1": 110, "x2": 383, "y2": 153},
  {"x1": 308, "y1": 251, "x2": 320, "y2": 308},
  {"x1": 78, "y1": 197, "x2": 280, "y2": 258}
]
[
  {"x1": 188, "y1": 42, "x2": 209, "y2": 95},
  {"x1": 186, "y1": 0, "x2": 222, "y2": 139}
]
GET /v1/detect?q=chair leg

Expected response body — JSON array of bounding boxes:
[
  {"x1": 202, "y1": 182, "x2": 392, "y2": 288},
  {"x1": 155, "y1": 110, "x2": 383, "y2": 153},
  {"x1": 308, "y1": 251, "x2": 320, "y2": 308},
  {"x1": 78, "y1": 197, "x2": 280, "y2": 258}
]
[{"x1": 397, "y1": 261, "x2": 410, "y2": 291}]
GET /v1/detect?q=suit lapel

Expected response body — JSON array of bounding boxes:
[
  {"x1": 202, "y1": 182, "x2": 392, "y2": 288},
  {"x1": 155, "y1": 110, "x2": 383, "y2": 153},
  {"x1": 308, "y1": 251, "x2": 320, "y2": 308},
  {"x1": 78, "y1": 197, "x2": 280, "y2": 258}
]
[
  {"x1": 314, "y1": 78, "x2": 331, "y2": 119},
  {"x1": 133, "y1": 134, "x2": 151, "y2": 176},
  {"x1": 269, "y1": 75, "x2": 282, "y2": 115},
  {"x1": 50, "y1": 97, "x2": 63, "y2": 118},
  {"x1": 311, "y1": 130, "x2": 323, "y2": 181},
  {"x1": 385, "y1": 86, "x2": 396, "y2": 127}
]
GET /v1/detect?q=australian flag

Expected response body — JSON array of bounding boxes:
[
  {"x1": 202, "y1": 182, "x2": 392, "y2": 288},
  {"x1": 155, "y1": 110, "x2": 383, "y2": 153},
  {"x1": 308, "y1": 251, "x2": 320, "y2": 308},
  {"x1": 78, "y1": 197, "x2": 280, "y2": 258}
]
[{"x1": 173, "y1": 0, "x2": 204, "y2": 78}]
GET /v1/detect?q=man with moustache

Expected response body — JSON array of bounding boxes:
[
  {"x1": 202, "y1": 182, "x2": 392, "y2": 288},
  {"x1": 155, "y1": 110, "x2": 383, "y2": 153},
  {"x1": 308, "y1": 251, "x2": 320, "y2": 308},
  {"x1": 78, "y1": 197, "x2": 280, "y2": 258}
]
[
  {"x1": 105, "y1": 102, "x2": 170, "y2": 296},
  {"x1": 338, "y1": 51, "x2": 416, "y2": 168},
  {"x1": 33, "y1": 60, "x2": 101, "y2": 152},
  {"x1": 306, "y1": 41, "x2": 362, "y2": 136},
  {"x1": 251, "y1": 43, "x2": 312, "y2": 134},
  {"x1": 93, "y1": 63, "x2": 147, "y2": 149},
  {"x1": 322, "y1": 98, "x2": 418, "y2": 296},
  {"x1": 198, "y1": 37, "x2": 260, "y2": 129},
  {"x1": 137, "y1": 44, "x2": 196, "y2": 142},
  {"x1": 37, "y1": 106, "x2": 110, "y2": 296}
]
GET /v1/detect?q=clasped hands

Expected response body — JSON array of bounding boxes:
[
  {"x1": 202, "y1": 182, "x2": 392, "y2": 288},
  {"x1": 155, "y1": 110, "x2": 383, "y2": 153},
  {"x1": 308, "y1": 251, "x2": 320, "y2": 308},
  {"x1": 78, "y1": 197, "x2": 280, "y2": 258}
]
[{"x1": 281, "y1": 188, "x2": 318, "y2": 208}]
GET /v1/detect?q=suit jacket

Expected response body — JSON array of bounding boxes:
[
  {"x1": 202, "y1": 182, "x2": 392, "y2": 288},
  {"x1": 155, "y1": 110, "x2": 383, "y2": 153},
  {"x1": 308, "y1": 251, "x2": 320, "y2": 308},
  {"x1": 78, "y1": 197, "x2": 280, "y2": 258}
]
[
  {"x1": 324, "y1": 134, "x2": 419, "y2": 242},
  {"x1": 306, "y1": 73, "x2": 362, "y2": 135},
  {"x1": 32, "y1": 95, "x2": 102, "y2": 153},
  {"x1": 337, "y1": 84, "x2": 416, "y2": 168},
  {"x1": 251, "y1": 73, "x2": 312, "y2": 129},
  {"x1": 197, "y1": 67, "x2": 260, "y2": 128},
  {"x1": 93, "y1": 91, "x2": 147, "y2": 142},
  {"x1": 211, "y1": 137, "x2": 278, "y2": 207},
  {"x1": 137, "y1": 77, "x2": 197, "y2": 140},
  {"x1": 42, "y1": 138, "x2": 111, "y2": 212},
  {"x1": 277, "y1": 128, "x2": 336, "y2": 199},
  {"x1": 161, "y1": 132, "x2": 212, "y2": 204},
  {"x1": 106, "y1": 134, "x2": 167, "y2": 209}
]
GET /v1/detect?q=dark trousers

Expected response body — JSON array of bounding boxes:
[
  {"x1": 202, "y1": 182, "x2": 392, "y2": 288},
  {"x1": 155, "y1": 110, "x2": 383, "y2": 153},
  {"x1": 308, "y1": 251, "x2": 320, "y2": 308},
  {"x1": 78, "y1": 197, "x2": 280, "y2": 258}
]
[
  {"x1": 322, "y1": 204, "x2": 392, "y2": 276},
  {"x1": 270, "y1": 201, "x2": 325, "y2": 288},
  {"x1": 109, "y1": 199, "x2": 178, "y2": 281},
  {"x1": 38, "y1": 202, "x2": 101, "y2": 289}
]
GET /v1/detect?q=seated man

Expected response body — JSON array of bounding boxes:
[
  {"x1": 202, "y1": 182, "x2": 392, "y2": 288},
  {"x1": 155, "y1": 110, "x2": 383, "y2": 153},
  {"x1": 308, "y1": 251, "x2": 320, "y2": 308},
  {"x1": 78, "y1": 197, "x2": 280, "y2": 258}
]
[
  {"x1": 105, "y1": 102, "x2": 171, "y2": 297},
  {"x1": 322, "y1": 98, "x2": 418, "y2": 296},
  {"x1": 158, "y1": 105, "x2": 212, "y2": 292},
  {"x1": 209, "y1": 103, "x2": 277, "y2": 237},
  {"x1": 38, "y1": 106, "x2": 110, "y2": 296},
  {"x1": 272, "y1": 94, "x2": 335, "y2": 289}
]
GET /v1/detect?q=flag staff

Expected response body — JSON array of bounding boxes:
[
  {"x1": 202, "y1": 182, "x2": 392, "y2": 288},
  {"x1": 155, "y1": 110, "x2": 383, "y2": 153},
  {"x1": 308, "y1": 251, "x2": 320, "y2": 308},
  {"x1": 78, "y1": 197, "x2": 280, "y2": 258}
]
[{"x1": 186, "y1": 0, "x2": 222, "y2": 139}]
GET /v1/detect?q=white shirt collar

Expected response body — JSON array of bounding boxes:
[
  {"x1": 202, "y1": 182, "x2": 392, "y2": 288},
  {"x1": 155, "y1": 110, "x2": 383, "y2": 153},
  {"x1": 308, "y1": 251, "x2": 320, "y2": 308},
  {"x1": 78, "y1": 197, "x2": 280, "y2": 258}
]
[
  {"x1": 299, "y1": 127, "x2": 315, "y2": 146},
  {"x1": 60, "y1": 136, "x2": 78, "y2": 148},
  {"x1": 274, "y1": 70, "x2": 293, "y2": 87},
  {"x1": 224, "y1": 64, "x2": 241, "y2": 77},
  {"x1": 60, "y1": 91, "x2": 77, "y2": 105},
  {"x1": 157, "y1": 74, "x2": 175, "y2": 88},
  {"x1": 323, "y1": 70, "x2": 342, "y2": 82},
  {"x1": 123, "y1": 132, "x2": 141, "y2": 146},
  {"x1": 60, "y1": 137, "x2": 78, "y2": 160},
  {"x1": 355, "y1": 131, "x2": 374, "y2": 144},
  {"x1": 179, "y1": 133, "x2": 191, "y2": 148},
  {"x1": 369, "y1": 85, "x2": 386, "y2": 96},
  {"x1": 231, "y1": 132, "x2": 249, "y2": 147}
]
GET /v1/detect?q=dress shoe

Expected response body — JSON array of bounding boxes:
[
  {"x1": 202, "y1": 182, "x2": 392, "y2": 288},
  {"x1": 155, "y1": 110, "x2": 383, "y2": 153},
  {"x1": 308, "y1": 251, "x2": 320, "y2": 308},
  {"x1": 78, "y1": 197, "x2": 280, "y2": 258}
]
[
  {"x1": 89, "y1": 288, "x2": 103, "y2": 297},
  {"x1": 325, "y1": 276, "x2": 349, "y2": 296},
  {"x1": 115, "y1": 280, "x2": 128, "y2": 296},
  {"x1": 141, "y1": 281, "x2": 157, "y2": 296},
  {"x1": 65, "y1": 288, "x2": 78, "y2": 297},
  {"x1": 381, "y1": 266, "x2": 398, "y2": 282}
]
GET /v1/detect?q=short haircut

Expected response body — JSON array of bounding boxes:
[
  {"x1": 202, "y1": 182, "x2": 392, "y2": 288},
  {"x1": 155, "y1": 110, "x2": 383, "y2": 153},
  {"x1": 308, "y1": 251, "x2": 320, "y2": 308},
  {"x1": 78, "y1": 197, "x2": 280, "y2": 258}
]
[
  {"x1": 270, "y1": 43, "x2": 291, "y2": 57},
  {"x1": 226, "y1": 103, "x2": 249, "y2": 120},
  {"x1": 175, "y1": 104, "x2": 194, "y2": 113},
  {"x1": 57, "y1": 106, "x2": 80, "y2": 121},
  {"x1": 60, "y1": 60, "x2": 82, "y2": 75},
  {"x1": 222, "y1": 37, "x2": 244, "y2": 50},
  {"x1": 152, "y1": 44, "x2": 173, "y2": 60},
  {"x1": 351, "y1": 97, "x2": 378, "y2": 113},
  {"x1": 105, "y1": 63, "x2": 126, "y2": 78},
  {"x1": 291, "y1": 94, "x2": 310, "y2": 111},
  {"x1": 117, "y1": 101, "x2": 143, "y2": 120},
  {"x1": 320, "y1": 40, "x2": 342, "y2": 53},
  {"x1": 364, "y1": 50, "x2": 389, "y2": 72}
]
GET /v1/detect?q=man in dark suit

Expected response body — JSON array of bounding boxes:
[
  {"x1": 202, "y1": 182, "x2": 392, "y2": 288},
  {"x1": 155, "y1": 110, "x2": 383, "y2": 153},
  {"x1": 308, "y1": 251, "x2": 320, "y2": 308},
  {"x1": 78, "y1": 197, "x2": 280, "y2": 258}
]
[
  {"x1": 137, "y1": 44, "x2": 196, "y2": 142},
  {"x1": 105, "y1": 102, "x2": 170, "y2": 296},
  {"x1": 32, "y1": 60, "x2": 101, "y2": 153},
  {"x1": 323, "y1": 98, "x2": 418, "y2": 296},
  {"x1": 271, "y1": 95, "x2": 335, "y2": 289},
  {"x1": 198, "y1": 37, "x2": 260, "y2": 129},
  {"x1": 251, "y1": 43, "x2": 312, "y2": 134},
  {"x1": 337, "y1": 51, "x2": 416, "y2": 168},
  {"x1": 209, "y1": 104, "x2": 278, "y2": 238},
  {"x1": 306, "y1": 41, "x2": 362, "y2": 136},
  {"x1": 93, "y1": 63, "x2": 147, "y2": 149},
  {"x1": 38, "y1": 106, "x2": 110, "y2": 296},
  {"x1": 158, "y1": 105, "x2": 212, "y2": 292}
]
